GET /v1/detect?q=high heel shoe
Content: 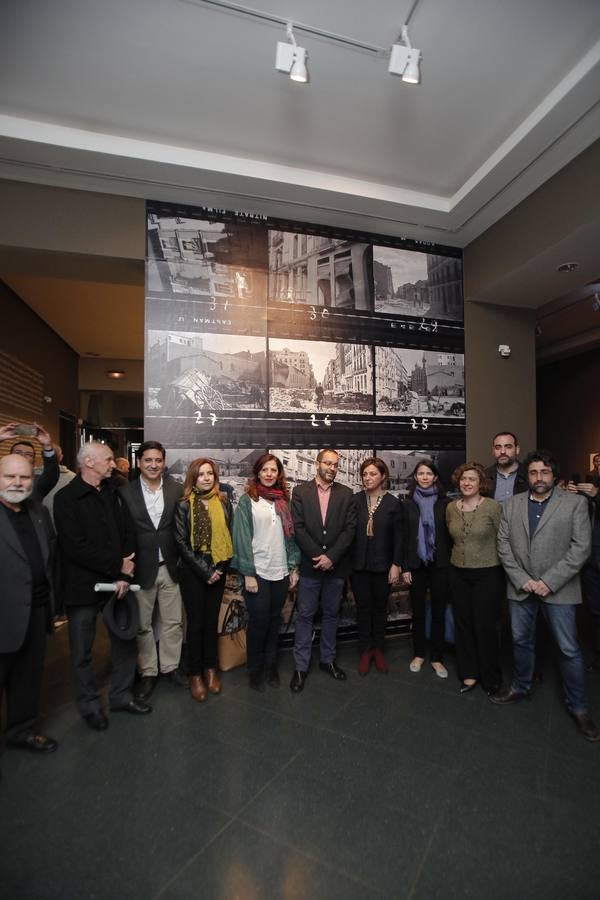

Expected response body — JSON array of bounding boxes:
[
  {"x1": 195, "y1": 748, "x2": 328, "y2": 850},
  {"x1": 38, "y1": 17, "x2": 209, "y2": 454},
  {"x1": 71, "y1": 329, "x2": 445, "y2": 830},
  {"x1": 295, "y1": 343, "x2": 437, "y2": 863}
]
[
  {"x1": 459, "y1": 680, "x2": 478, "y2": 694},
  {"x1": 190, "y1": 675, "x2": 207, "y2": 702}
]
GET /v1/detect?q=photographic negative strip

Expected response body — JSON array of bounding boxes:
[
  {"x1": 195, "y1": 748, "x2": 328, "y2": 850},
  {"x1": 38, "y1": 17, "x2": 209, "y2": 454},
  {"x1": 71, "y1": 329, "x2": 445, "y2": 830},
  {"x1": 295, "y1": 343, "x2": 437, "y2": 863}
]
[
  {"x1": 373, "y1": 246, "x2": 463, "y2": 323},
  {"x1": 375, "y1": 347, "x2": 465, "y2": 419},
  {"x1": 269, "y1": 447, "x2": 374, "y2": 492},
  {"x1": 378, "y1": 448, "x2": 466, "y2": 499},
  {"x1": 268, "y1": 338, "x2": 374, "y2": 416},
  {"x1": 165, "y1": 447, "x2": 264, "y2": 508}
]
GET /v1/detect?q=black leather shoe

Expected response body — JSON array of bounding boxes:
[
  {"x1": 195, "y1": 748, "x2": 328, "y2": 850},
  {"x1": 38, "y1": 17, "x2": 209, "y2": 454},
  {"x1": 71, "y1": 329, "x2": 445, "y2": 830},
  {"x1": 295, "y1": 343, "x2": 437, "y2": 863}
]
[
  {"x1": 162, "y1": 669, "x2": 188, "y2": 688},
  {"x1": 488, "y1": 686, "x2": 531, "y2": 704},
  {"x1": 135, "y1": 675, "x2": 157, "y2": 699},
  {"x1": 571, "y1": 712, "x2": 600, "y2": 742},
  {"x1": 290, "y1": 670, "x2": 307, "y2": 693},
  {"x1": 249, "y1": 672, "x2": 266, "y2": 692},
  {"x1": 8, "y1": 733, "x2": 58, "y2": 753},
  {"x1": 265, "y1": 668, "x2": 280, "y2": 688},
  {"x1": 84, "y1": 711, "x2": 109, "y2": 731},
  {"x1": 319, "y1": 661, "x2": 346, "y2": 681},
  {"x1": 110, "y1": 699, "x2": 152, "y2": 715}
]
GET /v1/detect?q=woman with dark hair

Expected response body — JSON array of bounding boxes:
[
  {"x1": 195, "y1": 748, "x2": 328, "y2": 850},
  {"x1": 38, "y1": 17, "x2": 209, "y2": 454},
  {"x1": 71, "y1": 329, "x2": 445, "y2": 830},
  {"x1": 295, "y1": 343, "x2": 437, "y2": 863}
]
[
  {"x1": 232, "y1": 454, "x2": 300, "y2": 691},
  {"x1": 351, "y1": 457, "x2": 402, "y2": 675},
  {"x1": 174, "y1": 458, "x2": 233, "y2": 702},
  {"x1": 402, "y1": 459, "x2": 451, "y2": 678},
  {"x1": 446, "y1": 462, "x2": 504, "y2": 694}
]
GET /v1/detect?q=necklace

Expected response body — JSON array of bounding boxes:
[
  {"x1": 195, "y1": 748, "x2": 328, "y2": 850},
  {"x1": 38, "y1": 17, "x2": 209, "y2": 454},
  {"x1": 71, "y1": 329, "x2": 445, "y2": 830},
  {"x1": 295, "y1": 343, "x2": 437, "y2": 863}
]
[
  {"x1": 457, "y1": 497, "x2": 483, "y2": 538},
  {"x1": 366, "y1": 492, "x2": 385, "y2": 537}
]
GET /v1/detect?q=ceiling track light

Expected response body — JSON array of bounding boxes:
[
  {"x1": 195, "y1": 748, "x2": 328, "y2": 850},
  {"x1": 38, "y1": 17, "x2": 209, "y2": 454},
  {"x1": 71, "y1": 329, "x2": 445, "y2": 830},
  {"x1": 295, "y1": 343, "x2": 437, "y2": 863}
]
[
  {"x1": 388, "y1": 25, "x2": 421, "y2": 84},
  {"x1": 275, "y1": 23, "x2": 309, "y2": 84}
]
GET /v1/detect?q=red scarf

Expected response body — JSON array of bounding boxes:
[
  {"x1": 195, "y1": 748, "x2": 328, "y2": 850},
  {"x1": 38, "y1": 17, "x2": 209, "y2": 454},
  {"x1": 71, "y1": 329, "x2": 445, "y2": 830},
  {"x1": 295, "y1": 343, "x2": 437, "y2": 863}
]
[{"x1": 255, "y1": 484, "x2": 294, "y2": 538}]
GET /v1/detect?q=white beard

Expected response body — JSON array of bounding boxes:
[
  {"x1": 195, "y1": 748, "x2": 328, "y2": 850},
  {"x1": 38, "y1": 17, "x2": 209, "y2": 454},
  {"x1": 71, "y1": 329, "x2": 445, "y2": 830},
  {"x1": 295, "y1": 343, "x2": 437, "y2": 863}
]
[{"x1": 0, "y1": 488, "x2": 33, "y2": 504}]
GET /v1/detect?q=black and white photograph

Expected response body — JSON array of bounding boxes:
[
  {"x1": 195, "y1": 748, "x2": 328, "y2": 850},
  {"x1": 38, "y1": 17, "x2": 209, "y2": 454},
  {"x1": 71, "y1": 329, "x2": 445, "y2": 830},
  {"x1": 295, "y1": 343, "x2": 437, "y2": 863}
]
[
  {"x1": 147, "y1": 212, "x2": 267, "y2": 311},
  {"x1": 268, "y1": 230, "x2": 373, "y2": 311},
  {"x1": 268, "y1": 338, "x2": 374, "y2": 415},
  {"x1": 373, "y1": 246, "x2": 463, "y2": 322},
  {"x1": 375, "y1": 347, "x2": 465, "y2": 418},
  {"x1": 147, "y1": 330, "x2": 267, "y2": 416},
  {"x1": 378, "y1": 448, "x2": 465, "y2": 498},
  {"x1": 269, "y1": 447, "x2": 373, "y2": 492}
]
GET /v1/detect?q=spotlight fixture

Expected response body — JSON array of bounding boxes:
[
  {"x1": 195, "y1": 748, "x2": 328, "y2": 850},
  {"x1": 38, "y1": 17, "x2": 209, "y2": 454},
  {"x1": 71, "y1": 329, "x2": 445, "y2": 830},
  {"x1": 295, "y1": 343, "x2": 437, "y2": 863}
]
[
  {"x1": 275, "y1": 23, "x2": 309, "y2": 83},
  {"x1": 106, "y1": 370, "x2": 126, "y2": 379},
  {"x1": 557, "y1": 262, "x2": 579, "y2": 273},
  {"x1": 388, "y1": 25, "x2": 421, "y2": 83}
]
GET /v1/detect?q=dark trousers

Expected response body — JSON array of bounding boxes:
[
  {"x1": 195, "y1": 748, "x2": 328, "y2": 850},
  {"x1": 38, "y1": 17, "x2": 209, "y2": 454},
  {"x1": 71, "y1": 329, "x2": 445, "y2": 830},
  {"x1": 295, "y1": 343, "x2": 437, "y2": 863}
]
[
  {"x1": 351, "y1": 571, "x2": 389, "y2": 653},
  {"x1": 409, "y1": 566, "x2": 449, "y2": 662},
  {"x1": 0, "y1": 606, "x2": 47, "y2": 740},
  {"x1": 582, "y1": 561, "x2": 600, "y2": 661},
  {"x1": 244, "y1": 575, "x2": 289, "y2": 675},
  {"x1": 450, "y1": 565, "x2": 504, "y2": 691},
  {"x1": 67, "y1": 603, "x2": 137, "y2": 716},
  {"x1": 293, "y1": 574, "x2": 345, "y2": 671},
  {"x1": 180, "y1": 567, "x2": 225, "y2": 674}
]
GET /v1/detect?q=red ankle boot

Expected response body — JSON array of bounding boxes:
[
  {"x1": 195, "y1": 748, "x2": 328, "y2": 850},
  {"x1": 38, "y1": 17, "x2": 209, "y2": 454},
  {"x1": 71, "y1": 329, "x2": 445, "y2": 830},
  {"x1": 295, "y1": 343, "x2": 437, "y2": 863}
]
[
  {"x1": 373, "y1": 649, "x2": 389, "y2": 674},
  {"x1": 358, "y1": 651, "x2": 373, "y2": 676}
]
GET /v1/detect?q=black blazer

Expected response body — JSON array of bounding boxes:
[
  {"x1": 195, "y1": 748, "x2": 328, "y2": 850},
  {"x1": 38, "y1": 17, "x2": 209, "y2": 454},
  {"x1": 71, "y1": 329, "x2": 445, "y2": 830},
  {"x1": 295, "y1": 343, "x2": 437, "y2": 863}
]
[
  {"x1": 174, "y1": 494, "x2": 233, "y2": 583},
  {"x1": 291, "y1": 479, "x2": 356, "y2": 578},
  {"x1": 0, "y1": 499, "x2": 55, "y2": 652},
  {"x1": 54, "y1": 475, "x2": 136, "y2": 606},
  {"x1": 401, "y1": 494, "x2": 451, "y2": 570},
  {"x1": 351, "y1": 492, "x2": 402, "y2": 573},
  {"x1": 119, "y1": 476, "x2": 183, "y2": 589}
]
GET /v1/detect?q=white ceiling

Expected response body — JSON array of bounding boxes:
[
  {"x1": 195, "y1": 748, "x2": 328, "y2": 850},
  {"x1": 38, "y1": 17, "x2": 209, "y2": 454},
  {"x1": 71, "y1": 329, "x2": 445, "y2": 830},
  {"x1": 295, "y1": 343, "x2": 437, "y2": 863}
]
[{"x1": 0, "y1": 0, "x2": 600, "y2": 361}]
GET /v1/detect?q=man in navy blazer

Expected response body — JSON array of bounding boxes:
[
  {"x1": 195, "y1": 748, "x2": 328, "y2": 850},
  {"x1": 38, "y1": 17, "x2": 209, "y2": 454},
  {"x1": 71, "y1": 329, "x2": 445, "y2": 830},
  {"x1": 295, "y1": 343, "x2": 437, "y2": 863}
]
[
  {"x1": 0, "y1": 453, "x2": 57, "y2": 765},
  {"x1": 119, "y1": 441, "x2": 186, "y2": 700},
  {"x1": 289, "y1": 449, "x2": 357, "y2": 693}
]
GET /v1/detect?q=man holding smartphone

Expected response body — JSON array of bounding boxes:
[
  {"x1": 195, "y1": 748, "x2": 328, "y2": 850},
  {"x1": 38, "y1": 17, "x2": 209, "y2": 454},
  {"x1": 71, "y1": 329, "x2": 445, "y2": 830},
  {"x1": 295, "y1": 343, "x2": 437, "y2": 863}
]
[{"x1": 0, "y1": 422, "x2": 59, "y2": 500}]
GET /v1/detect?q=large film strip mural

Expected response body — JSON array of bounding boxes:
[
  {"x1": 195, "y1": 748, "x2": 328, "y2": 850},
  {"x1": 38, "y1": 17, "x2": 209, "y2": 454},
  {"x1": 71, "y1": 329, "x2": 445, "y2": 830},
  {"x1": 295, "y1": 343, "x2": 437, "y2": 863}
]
[{"x1": 145, "y1": 201, "x2": 465, "y2": 638}]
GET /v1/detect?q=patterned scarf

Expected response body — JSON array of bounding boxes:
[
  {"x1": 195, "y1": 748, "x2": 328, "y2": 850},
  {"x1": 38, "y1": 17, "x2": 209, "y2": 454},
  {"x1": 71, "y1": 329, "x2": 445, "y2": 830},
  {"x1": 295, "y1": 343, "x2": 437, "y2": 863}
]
[
  {"x1": 256, "y1": 484, "x2": 295, "y2": 538},
  {"x1": 413, "y1": 485, "x2": 438, "y2": 564},
  {"x1": 189, "y1": 486, "x2": 233, "y2": 565}
]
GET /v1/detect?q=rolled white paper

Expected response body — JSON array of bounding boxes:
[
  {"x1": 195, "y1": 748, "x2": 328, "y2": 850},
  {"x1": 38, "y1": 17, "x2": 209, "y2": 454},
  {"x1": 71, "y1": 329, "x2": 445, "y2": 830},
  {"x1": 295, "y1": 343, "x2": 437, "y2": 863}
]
[{"x1": 94, "y1": 583, "x2": 141, "y2": 592}]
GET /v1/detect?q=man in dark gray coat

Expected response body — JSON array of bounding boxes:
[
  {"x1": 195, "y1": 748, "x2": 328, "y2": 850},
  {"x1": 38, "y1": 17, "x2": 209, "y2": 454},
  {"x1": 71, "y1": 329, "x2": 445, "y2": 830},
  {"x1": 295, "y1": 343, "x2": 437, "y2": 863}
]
[
  {"x1": 491, "y1": 450, "x2": 599, "y2": 740},
  {"x1": 0, "y1": 454, "x2": 57, "y2": 764},
  {"x1": 119, "y1": 441, "x2": 186, "y2": 700}
]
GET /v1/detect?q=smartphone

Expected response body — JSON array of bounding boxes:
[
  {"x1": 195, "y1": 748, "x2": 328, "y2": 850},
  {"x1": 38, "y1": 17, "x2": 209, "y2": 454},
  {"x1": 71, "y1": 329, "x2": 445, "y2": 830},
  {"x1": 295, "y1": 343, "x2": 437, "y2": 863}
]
[
  {"x1": 13, "y1": 424, "x2": 37, "y2": 436},
  {"x1": 570, "y1": 473, "x2": 581, "y2": 484}
]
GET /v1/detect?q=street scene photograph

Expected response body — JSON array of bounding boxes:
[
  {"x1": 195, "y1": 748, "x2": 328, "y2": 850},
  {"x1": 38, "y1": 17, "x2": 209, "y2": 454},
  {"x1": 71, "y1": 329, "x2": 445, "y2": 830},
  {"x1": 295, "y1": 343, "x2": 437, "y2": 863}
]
[
  {"x1": 268, "y1": 338, "x2": 374, "y2": 415},
  {"x1": 373, "y1": 245, "x2": 463, "y2": 322},
  {"x1": 375, "y1": 347, "x2": 465, "y2": 418}
]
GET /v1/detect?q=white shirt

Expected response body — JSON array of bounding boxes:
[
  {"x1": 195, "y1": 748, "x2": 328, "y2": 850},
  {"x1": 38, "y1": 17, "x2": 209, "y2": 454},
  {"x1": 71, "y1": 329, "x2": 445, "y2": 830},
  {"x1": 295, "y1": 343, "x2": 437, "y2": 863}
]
[
  {"x1": 251, "y1": 497, "x2": 288, "y2": 581},
  {"x1": 140, "y1": 477, "x2": 165, "y2": 562}
]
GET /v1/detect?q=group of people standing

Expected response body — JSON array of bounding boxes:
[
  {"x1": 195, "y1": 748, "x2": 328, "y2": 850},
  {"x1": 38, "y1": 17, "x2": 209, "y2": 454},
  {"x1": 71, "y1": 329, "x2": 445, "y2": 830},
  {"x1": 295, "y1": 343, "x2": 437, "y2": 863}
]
[{"x1": 2, "y1": 426, "x2": 600, "y2": 785}]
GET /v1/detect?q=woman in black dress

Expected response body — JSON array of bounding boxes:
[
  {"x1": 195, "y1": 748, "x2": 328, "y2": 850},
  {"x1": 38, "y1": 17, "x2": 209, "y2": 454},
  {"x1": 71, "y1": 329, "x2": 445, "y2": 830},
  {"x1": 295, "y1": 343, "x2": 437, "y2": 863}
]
[{"x1": 351, "y1": 457, "x2": 402, "y2": 675}]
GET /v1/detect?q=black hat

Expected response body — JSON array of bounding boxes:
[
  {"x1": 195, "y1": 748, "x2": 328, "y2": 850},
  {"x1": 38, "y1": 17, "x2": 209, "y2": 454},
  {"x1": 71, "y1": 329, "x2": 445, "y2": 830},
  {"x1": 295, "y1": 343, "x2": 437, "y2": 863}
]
[{"x1": 102, "y1": 590, "x2": 139, "y2": 641}]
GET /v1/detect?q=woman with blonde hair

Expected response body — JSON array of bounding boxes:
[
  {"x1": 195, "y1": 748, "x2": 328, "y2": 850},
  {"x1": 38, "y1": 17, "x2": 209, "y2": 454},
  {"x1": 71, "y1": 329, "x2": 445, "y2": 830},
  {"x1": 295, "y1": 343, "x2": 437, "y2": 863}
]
[{"x1": 174, "y1": 458, "x2": 233, "y2": 702}]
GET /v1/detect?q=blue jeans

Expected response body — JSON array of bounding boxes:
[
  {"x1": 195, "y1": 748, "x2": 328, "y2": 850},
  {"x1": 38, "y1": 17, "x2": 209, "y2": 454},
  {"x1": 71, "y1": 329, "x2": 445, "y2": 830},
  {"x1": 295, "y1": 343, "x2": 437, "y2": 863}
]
[
  {"x1": 510, "y1": 598, "x2": 588, "y2": 714},
  {"x1": 293, "y1": 575, "x2": 345, "y2": 671}
]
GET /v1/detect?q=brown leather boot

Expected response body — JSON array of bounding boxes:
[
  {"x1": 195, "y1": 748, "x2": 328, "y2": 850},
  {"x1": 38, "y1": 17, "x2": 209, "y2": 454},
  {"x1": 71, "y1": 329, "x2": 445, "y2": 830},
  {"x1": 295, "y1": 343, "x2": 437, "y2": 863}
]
[
  {"x1": 205, "y1": 668, "x2": 222, "y2": 694},
  {"x1": 190, "y1": 675, "x2": 207, "y2": 702}
]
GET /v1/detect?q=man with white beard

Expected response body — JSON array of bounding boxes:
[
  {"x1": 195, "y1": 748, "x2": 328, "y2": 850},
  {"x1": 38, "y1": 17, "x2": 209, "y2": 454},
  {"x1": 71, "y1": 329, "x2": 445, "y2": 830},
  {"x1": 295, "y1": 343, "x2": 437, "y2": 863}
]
[{"x1": 0, "y1": 454, "x2": 57, "y2": 777}]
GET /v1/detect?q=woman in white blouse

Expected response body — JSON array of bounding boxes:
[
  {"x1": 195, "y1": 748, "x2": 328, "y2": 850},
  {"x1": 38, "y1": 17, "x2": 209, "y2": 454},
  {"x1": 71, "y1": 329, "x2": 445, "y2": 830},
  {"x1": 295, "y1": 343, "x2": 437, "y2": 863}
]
[{"x1": 232, "y1": 454, "x2": 300, "y2": 691}]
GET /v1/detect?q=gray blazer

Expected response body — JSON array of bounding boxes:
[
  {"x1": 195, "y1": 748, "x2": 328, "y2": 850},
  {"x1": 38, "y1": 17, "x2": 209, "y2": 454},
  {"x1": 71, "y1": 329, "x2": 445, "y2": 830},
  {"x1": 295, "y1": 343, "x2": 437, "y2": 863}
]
[{"x1": 497, "y1": 488, "x2": 591, "y2": 604}]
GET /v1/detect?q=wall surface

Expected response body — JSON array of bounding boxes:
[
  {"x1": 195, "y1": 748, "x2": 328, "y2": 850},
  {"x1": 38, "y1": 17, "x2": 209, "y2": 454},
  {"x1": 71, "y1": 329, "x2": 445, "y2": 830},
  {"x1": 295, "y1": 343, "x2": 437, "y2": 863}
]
[
  {"x1": 538, "y1": 348, "x2": 600, "y2": 478},
  {"x1": 464, "y1": 300, "x2": 537, "y2": 463},
  {"x1": 0, "y1": 281, "x2": 79, "y2": 448}
]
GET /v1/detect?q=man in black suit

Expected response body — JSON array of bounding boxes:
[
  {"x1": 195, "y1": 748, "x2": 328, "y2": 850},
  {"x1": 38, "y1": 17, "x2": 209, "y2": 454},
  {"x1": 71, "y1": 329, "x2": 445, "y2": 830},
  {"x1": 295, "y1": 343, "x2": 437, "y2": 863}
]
[
  {"x1": 0, "y1": 454, "x2": 57, "y2": 764},
  {"x1": 119, "y1": 441, "x2": 186, "y2": 700},
  {"x1": 289, "y1": 448, "x2": 357, "y2": 693},
  {"x1": 54, "y1": 441, "x2": 151, "y2": 730}
]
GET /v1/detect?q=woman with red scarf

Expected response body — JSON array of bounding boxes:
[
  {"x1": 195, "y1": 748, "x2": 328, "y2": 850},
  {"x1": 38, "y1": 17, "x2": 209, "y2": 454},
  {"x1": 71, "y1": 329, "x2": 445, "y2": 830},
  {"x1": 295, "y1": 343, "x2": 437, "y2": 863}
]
[
  {"x1": 175, "y1": 458, "x2": 233, "y2": 702},
  {"x1": 232, "y1": 454, "x2": 300, "y2": 691}
]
